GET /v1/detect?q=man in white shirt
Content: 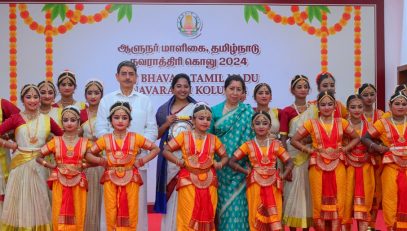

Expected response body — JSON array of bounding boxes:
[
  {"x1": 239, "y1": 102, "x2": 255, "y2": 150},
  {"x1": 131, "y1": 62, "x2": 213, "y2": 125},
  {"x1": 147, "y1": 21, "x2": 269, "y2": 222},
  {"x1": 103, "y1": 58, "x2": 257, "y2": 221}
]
[{"x1": 95, "y1": 60, "x2": 158, "y2": 231}]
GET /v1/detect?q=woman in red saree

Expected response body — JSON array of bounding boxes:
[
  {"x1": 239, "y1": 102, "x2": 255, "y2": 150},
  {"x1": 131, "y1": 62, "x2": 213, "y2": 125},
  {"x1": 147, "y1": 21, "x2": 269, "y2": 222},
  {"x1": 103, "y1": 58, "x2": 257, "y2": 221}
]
[
  {"x1": 291, "y1": 91, "x2": 359, "y2": 231},
  {"x1": 229, "y1": 111, "x2": 293, "y2": 231},
  {"x1": 362, "y1": 91, "x2": 407, "y2": 230},
  {"x1": 162, "y1": 103, "x2": 229, "y2": 230}
]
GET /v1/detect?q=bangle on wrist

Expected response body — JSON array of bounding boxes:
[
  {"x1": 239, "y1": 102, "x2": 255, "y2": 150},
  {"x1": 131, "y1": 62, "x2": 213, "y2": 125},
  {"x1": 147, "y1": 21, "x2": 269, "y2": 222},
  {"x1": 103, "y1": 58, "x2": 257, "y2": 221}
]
[
  {"x1": 369, "y1": 143, "x2": 374, "y2": 150},
  {"x1": 376, "y1": 144, "x2": 381, "y2": 151},
  {"x1": 41, "y1": 160, "x2": 47, "y2": 166},
  {"x1": 217, "y1": 162, "x2": 222, "y2": 169},
  {"x1": 176, "y1": 158, "x2": 183, "y2": 167},
  {"x1": 138, "y1": 158, "x2": 145, "y2": 167}
]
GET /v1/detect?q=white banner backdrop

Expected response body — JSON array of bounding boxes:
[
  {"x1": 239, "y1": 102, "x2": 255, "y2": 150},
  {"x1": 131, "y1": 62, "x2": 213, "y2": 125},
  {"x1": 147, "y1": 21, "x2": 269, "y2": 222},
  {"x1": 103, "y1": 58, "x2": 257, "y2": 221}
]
[{"x1": 0, "y1": 3, "x2": 377, "y2": 202}]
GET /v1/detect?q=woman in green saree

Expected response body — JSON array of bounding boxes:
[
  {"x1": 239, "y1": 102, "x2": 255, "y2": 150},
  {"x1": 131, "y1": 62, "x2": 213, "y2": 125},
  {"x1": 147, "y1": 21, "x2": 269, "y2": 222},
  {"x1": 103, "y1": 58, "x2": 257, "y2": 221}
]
[{"x1": 210, "y1": 75, "x2": 254, "y2": 230}]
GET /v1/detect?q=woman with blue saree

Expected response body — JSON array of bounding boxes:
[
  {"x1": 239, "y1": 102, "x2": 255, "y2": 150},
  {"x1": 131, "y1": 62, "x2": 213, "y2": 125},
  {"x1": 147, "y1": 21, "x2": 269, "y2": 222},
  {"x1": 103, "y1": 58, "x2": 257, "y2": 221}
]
[
  {"x1": 210, "y1": 75, "x2": 254, "y2": 230},
  {"x1": 154, "y1": 73, "x2": 197, "y2": 231}
]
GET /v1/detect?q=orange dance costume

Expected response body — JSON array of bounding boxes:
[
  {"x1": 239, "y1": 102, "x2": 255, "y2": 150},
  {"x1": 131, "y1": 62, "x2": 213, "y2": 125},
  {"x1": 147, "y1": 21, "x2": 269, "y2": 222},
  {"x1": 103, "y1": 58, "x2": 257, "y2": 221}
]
[
  {"x1": 298, "y1": 118, "x2": 355, "y2": 230},
  {"x1": 369, "y1": 118, "x2": 407, "y2": 229},
  {"x1": 362, "y1": 109, "x2": 384, "y2": 228},
  {"x1": 343, "y1": 121, "x2": 375, "y2": 229},
  {"x1": 166, "y1": 131, "x2": 226, "y2": 231},
  {"x1": 41, "y1": 137, "x2": 90, "y2": 231},
  {"x1": 234, "y1": 139, "x2": 290, "y2": 231},
  {"x1": 91, "y1": 132, "x2": 154, "y2": 231}
]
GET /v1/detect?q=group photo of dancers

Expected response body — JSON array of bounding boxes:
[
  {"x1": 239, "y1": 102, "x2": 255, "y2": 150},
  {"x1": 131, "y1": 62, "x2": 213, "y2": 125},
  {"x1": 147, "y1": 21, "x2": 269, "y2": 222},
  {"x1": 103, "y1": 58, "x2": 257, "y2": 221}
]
[{"x1": 0, "y1": 60, "x2": 405, "y2": 231}]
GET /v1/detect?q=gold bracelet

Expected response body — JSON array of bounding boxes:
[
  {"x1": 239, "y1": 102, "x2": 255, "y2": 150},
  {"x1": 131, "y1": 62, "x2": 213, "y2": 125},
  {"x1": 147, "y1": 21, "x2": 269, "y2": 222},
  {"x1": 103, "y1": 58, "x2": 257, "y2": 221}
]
[
  {"x1": 369, "y1": 143, "x2": 375, "y2": 150},
  {"x1": 138, "y1": 158, "x2": 145, "y2": 167},
  {"x1": 99, "y1": 157, "x2": 105, "y2": 165},
  {"x1": 176, "y1": 159, "x2": 183, "y2": 167}
]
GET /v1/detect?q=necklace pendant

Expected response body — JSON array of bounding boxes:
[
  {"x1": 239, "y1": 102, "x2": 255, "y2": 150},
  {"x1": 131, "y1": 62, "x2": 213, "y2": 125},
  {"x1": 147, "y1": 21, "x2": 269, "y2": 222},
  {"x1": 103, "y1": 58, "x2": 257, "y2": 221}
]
[
  {"x1": 399, "y1": 137, "x2": 406, "y2": 143},
  {"x1": 66, "y1": 150, "x2": 74, "y2": 157},
  {"x1": 261, "y1": 156, "x2": 271, "y2": 165},
  {"x1": 115, "y1": 151, "x2": 124, "y2": 158},
  {"x1": 188, "y1": 155, "x2": 199, "y2": 166},
  {"x1": 30, "y1": 137, "x2": 38, "y2": 144}
]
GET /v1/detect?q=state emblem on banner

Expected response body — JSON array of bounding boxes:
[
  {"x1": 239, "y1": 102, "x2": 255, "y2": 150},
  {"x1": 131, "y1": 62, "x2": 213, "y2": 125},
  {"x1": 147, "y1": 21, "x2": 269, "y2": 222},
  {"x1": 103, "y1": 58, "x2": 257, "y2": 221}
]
[{"x1": 177, "y1": 11, "x2": 202, "y2": 38}]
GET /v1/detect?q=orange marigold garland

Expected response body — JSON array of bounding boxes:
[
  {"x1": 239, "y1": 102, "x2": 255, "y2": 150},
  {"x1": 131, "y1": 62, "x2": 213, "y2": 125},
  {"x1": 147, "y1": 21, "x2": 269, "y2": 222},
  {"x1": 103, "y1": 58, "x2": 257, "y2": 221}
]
[
  {"x1": 320, "y1": 13, "x2": 328, "y2": 72},
  {"x1": 16, "y1": 3, "x2": 113, "y2": 82},
  {"x1": 262, "y1": 5, "x2": 354, "y2": 73},
  {"x1": 18, "y1": 4, "x2": 112, "y2": 36},
  {"x1": 263, "y1": 5, "x2": 353, "y2": 37},
  {"x1": 9, "y1": 4, "x2": 18, "y2": 104},
  {"x1": 45, "y1": 11, "x2": 53, "y2": 81},
  {"x1": 354, "y1": 6, "x2": 362, "y2": 91}
]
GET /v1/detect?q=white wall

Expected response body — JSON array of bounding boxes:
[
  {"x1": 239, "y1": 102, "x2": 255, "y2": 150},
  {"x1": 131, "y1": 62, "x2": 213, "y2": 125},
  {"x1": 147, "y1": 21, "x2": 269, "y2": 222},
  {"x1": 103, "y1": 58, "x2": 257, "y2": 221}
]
[{"x1": 385, "y1": 0, "x2": 405, "y2": 109}]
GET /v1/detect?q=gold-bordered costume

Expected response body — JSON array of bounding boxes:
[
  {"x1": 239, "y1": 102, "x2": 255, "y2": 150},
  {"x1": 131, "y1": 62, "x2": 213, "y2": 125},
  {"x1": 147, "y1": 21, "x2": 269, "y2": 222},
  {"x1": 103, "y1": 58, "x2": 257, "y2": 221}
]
[
  {"x1": 361, "y1": 108, "x2": 384, "y2": 228},
  {"x1": 343, "y1": 121, "x2": 375, "y2": 230},
  {"x1": 369, "y1": 118, "x2": 407, "y2": 229},
  {"x1": 41, "y1": 136, "x2": 90, "y2": 231},
  {"x1": 0, "y1": 113, "x2": 63, "y2": 230},
  {"x1": 154, "y1": 99, "x2": 195, "y2": 231},
  {"x1": 234, "y1": 139, "x2": 290, "y2": 231},
  {"x1": 166, "y1": 131, "x2": 226, "y2": 231},
  {"x1": 298, "y1": 118, "x2": 354, "y2": 231},
  {"x1": 281, "y1": 103, "x2": 318, "y2": 228},
  {"x1": 91, "y1": 132, "x2": 154, "y2": 231}
]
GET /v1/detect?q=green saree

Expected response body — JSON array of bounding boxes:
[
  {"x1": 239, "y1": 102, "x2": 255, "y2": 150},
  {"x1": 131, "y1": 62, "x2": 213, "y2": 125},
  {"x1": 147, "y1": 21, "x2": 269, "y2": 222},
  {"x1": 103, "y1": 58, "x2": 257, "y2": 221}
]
[{"x1": 210, "y1": 101, "x2": 254, "y2": 231}]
